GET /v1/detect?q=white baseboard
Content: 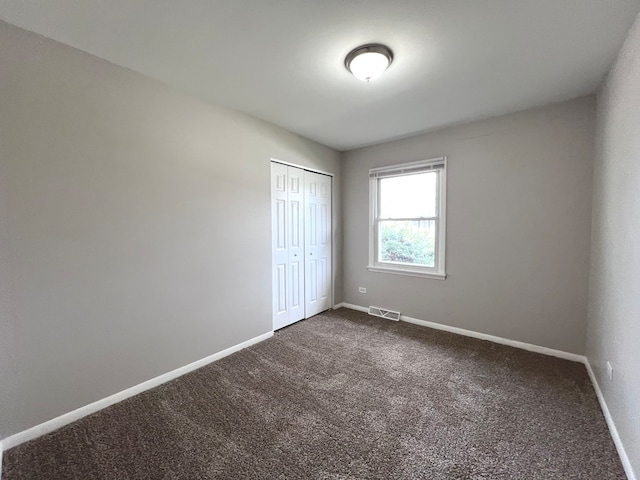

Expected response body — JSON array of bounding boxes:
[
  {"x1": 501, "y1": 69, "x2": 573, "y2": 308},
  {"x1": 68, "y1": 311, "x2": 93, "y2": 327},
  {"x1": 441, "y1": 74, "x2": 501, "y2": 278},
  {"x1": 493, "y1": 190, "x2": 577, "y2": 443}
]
[
  {"x1": 584, "y1": 360, "x2": 636, "y2": 480},
  {"x1": 1, "y1": 331, "x2": 273, "y2": 451},
  {"x1": 337, "y1": 302, "x2": 584, "y2": 362},
  {"x1": 401, "y1": 314, "x2": 585, "y2": 363},
  {"x1": 335, "y1": 302, "x2": 367, "y2": 313}
]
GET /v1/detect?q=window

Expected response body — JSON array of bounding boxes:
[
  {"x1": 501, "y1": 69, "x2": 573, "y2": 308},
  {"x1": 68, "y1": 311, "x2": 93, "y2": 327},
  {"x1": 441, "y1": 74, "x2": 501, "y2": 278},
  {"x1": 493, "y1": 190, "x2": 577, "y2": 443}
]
[{"x1": 368, "y1": 157, "x2": 447, "y2": 279}]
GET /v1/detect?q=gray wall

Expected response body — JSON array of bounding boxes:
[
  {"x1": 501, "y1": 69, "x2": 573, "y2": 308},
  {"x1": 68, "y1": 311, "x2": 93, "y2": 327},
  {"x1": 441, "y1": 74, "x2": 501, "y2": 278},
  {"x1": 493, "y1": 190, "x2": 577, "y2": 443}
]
[
  {"x1": 0, "y1": 22, "x2": 341, "y2": 439},
  {"x1": 587, "y1": 11, "x2": 640, "y2": 476},
  {"x1": 342, "y1": 97, "x2": 595, "y2": 354}
]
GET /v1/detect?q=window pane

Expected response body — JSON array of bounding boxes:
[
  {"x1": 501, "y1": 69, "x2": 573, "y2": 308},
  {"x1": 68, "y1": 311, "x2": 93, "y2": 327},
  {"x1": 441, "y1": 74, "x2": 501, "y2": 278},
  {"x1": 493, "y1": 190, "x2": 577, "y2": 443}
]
[
  {"x1": 379, "y1": 220, "x2": 436, "y2": 267},
  {"x1": 379, "y1": 172, "x2": 437, "y2": 218}
]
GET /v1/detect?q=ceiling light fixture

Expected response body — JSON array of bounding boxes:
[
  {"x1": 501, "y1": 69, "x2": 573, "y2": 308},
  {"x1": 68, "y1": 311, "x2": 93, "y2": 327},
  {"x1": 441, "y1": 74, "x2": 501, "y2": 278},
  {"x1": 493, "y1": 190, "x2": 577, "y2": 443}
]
[{"x1": 345, "y1": 44, "x2": 393, "y2": 82}]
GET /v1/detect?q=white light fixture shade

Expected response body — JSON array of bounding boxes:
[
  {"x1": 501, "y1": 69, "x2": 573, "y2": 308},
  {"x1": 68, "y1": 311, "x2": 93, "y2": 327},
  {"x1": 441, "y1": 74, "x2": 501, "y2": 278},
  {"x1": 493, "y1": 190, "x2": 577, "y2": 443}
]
[{"x1": 345, "y1": 44, "x2": 393, "y2": 82}]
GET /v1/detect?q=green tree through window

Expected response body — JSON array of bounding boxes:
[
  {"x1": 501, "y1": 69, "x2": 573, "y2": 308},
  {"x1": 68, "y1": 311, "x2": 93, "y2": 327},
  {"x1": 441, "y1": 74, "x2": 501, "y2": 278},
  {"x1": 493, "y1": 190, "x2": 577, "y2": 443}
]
[{"x1": 380, "y1": 221, "x2": 435, "y2": 267}]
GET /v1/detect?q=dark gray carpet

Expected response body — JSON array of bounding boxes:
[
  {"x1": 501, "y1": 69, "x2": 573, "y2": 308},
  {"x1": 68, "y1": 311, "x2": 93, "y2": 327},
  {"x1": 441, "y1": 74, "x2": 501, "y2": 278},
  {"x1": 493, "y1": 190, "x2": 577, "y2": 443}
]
[{"x1": 3, "y1": 308, "x2": 625, "y2": 479}]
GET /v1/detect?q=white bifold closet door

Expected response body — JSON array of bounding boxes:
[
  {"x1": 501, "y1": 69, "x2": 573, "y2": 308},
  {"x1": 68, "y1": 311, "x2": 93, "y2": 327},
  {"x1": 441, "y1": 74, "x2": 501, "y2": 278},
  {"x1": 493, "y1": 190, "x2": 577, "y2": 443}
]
[{"x1": 271, "y1": 163, "x2": 332, "y2": 330}]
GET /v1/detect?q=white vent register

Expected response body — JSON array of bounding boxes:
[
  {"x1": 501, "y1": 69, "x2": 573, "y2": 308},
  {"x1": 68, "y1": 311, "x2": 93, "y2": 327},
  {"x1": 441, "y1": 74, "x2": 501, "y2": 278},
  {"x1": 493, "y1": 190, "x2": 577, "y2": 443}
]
[{"x1": 368, "y1": 306, "x2": 401, "y2": 321}]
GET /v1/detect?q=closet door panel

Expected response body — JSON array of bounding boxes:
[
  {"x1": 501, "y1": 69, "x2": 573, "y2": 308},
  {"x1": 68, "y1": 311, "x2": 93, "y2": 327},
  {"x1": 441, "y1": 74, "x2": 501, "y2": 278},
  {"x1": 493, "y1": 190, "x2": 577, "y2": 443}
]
[
  {"x1": 287, "y1": 166, "x2": 305, "y2": 323},
  {"x1": 271, "y1": 162, "x2": 290, "y2": 330},
  {"x1": 305, "y1": 171, "x2": 332, "y2": 317}
]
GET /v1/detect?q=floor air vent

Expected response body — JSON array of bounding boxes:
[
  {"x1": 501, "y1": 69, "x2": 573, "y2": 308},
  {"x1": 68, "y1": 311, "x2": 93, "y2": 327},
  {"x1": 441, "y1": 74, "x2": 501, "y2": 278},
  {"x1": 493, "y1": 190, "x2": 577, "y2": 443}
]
[{"x1": 368, "y1": 306, "x2": 401, "y2": 321}]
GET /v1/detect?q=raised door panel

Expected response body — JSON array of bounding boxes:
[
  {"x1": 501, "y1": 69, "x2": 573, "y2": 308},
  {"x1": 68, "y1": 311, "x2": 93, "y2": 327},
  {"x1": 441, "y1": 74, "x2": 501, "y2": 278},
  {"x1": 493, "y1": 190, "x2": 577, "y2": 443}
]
[
  {"x1": 275, "y1": 200, "x2": 286, "y2": 250},
  {"x1": 290, "y1": 261, "x2": 303, "y2": 310},
  {"x1": 308, "y1": 203, "x2": 318, "y2": 247},
  {"x1": 290, "y1": 200, "x2": 301, "y2": 248},
  {"x1": 275, "y1": 264, "x2": 287, "y2": 314}
]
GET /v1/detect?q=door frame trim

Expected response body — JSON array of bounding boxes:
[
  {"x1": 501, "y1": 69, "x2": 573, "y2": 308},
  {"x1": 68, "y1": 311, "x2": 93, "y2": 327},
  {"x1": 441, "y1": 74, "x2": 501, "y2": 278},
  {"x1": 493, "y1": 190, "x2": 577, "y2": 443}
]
[{"x1": 270, "y1": 158, "x2": 335, "y2": 178}]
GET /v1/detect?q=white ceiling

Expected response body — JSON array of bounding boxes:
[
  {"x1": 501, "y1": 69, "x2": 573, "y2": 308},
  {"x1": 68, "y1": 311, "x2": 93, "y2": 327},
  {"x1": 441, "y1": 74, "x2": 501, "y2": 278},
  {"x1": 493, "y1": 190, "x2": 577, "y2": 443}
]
[{"x1": 1, "y1": 1, "x2": 639, "y2": 151}]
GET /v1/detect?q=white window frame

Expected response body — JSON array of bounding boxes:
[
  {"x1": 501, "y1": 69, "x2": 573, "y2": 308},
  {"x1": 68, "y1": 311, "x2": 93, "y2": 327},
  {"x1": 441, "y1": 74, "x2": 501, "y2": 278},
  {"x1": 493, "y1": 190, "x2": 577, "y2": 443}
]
[{"x1": 367, "y1": 157, "x2": 447, "y2": 280}]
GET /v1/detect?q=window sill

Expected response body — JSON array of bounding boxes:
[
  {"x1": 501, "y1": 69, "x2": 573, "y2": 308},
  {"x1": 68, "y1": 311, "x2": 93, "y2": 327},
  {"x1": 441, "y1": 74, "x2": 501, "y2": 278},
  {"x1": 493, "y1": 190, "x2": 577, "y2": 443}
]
[{"x1": 367, "y1": 265, "x2": 447, "y2": 280}]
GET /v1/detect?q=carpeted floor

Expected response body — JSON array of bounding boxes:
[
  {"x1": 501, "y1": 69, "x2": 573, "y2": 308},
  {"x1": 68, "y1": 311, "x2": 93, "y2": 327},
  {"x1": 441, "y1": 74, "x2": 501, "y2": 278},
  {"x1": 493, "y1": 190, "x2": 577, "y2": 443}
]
[{"x1": 3, "y1": 308, "x2": 625, "y2": 479}]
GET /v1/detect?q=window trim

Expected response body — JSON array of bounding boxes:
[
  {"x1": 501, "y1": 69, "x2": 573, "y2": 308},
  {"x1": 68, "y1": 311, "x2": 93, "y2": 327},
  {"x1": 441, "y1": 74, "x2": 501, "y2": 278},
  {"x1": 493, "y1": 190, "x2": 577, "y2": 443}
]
[{"x1": 367, "y1": 157, "x2": 447, "y2": 280}]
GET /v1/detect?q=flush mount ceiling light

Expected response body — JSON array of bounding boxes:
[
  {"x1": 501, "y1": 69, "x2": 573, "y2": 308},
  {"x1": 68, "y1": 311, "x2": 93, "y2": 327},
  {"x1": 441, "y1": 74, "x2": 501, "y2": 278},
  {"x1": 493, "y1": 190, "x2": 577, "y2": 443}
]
[{"x1": 345, "y1": 44, "x2": 393, "y2": 82}]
